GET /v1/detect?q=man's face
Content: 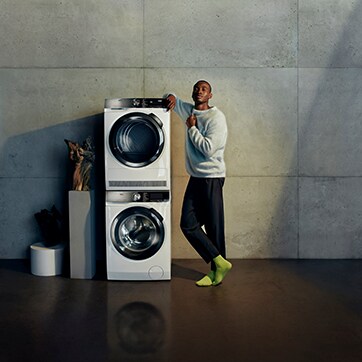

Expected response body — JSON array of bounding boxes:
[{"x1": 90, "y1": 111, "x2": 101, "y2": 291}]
[{"x1": 192, "y1": 82, "x2": 212, "y2": 105}]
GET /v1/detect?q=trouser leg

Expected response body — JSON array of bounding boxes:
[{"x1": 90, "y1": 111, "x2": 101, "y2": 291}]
[
  {"x1": 204, "y1": 178, "x2": 226, "y2": 270},
  {"x1": 180, "y1": 177, "x2": 225, "y2": 265}
]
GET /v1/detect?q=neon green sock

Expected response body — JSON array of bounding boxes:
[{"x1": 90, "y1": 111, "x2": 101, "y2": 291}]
[
  {"x1": 212, "y1": 255, "x2": 232, "y2": 286},
  {"x1": 195, "y1": 270, "x2": 215, "y2": 287}
]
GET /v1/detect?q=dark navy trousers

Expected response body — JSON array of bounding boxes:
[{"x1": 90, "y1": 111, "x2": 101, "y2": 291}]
[{"x1": 180, "y1": 177, "x2": 226, "y2": 271}]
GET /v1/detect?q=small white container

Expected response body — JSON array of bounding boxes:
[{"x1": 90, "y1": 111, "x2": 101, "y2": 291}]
[{"x1": 30, "y1": 242, "x2": 65, "y2": 276}]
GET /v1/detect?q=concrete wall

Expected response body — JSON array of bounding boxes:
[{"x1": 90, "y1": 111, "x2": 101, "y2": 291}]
[{"x1": 1, "y1": 0, "x2": 361, "y2": 259}]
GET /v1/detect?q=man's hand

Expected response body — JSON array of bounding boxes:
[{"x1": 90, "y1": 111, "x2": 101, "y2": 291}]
[
  {"x1": 166, "y1": 95, "x2": 176, "y2": 111},
  {"x1": 186, "y1": 114, "x2": 197, "y2": 128}
]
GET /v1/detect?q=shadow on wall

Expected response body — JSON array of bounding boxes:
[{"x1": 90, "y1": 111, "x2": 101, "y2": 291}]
[
  {"x1": 0, "y1": 114, "x2": 105, "y2": 259},
  {"x1": 266, "y1": 1, "x2": 362, "y2": 259}
]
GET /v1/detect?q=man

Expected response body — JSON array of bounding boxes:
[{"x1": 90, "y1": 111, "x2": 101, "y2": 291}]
[{"x1": 166, "y1": 80, "x2": 232, "y2": 287}]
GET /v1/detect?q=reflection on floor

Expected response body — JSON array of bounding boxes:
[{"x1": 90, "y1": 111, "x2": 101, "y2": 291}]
[{"x1": 1, "y1": 259, "x2": 362, "y2": 362}]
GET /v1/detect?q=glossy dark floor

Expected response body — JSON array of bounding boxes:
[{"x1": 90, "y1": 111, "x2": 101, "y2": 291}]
[{"x1": 1, "y1": 259, "x2": 362, "y2": 362}]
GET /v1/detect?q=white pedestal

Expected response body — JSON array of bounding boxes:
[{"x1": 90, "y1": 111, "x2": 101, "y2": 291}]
[
  {"x1": 30, "y1": 242, "x2": 65, "y2": 276},
  {"x1": 68, "y1": 191, "x2": 96, "y2": 279}
]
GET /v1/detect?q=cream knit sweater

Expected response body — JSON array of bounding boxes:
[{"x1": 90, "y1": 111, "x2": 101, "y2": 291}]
[{"x1": 172, "y1": 95, "x2": 227, "y2": 178}]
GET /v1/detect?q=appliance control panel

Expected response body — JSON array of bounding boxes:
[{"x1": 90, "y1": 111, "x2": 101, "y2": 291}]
[
  {"x1": 106, "y1": 191, "x2": 170, "y2": 203},
  {"x1": 104, "y1": 98, "x2": 167, "y2": 109}
]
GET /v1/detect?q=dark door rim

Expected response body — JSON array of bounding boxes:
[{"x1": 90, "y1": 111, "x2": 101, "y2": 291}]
[
  {"x1": 109, "y1": 112, "x2": 165, "y2": 168},
  {"x1": 111, "y1": 206, "x2": 165, "y2": 260}
]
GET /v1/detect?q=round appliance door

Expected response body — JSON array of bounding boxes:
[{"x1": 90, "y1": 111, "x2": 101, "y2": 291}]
[
  {"x1": 109, "y1": 112, "x2": 164, "y2": 168},
  {"x1": 111, "y1": 206, "x2": 164, "y2": 260}
]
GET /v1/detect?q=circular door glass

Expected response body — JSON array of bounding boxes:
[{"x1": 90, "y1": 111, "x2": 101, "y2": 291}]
[
  {"x1": 109, "y1": 112, "x2": 164, "y2": 168},
  {"x1": 111, "y1": 207, "x2": 164, "y2": 260}
]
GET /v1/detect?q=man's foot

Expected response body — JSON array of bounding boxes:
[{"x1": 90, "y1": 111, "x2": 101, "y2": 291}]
[
  {"x1": 196, "y1": 270, "x2": 215, "y2": 287},
  {"x1": 212, "y1": 255, "x2": 232, "y2": 286}
]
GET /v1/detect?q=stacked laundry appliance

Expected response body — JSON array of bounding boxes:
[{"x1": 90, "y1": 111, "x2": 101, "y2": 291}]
[{"x1": 104, "y1": 98, "x2": 171, "y2": 280}]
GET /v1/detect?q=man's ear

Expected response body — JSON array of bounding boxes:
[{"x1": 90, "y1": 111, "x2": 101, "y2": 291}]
[{"x1": 209, "y1": 92, "x2": 213, "y2": 100}]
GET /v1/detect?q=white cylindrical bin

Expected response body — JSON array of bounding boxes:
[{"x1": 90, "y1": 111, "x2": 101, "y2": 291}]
[{"x1": 30, "y1": 242, "x2": 65, "y2": 276}]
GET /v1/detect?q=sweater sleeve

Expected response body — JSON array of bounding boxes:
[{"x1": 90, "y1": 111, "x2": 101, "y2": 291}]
[{"x1": 171, "y1": 95, "x2": 193, "y2": 122}]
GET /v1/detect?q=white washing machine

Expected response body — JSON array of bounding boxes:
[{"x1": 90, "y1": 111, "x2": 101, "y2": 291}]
[
  {"x1": 106, "y1": 191, "x2": 171, "y2": 281},
  {"x1": 104, "y1": 98, "x2": 170, "y2": 191}
]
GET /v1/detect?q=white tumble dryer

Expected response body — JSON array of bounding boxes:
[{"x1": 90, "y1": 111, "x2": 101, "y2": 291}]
[
  {"x1": 104, "y1": 98, "x2": 170, "y2": 191},
  {"x1": 106, "y1": 191, "x2": 171, "y2": 281}
]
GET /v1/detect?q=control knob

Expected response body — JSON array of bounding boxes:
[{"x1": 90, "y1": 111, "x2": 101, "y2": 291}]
[{"x1": 132, "y1": 192, "x2": 141, "y2": 202}]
